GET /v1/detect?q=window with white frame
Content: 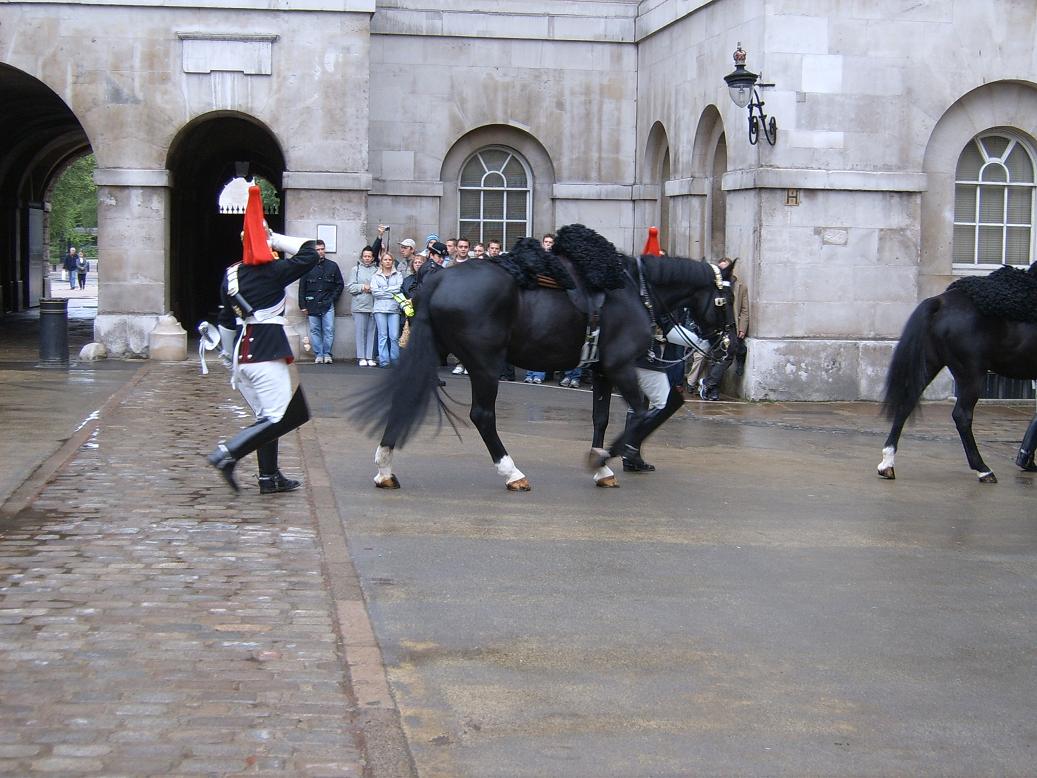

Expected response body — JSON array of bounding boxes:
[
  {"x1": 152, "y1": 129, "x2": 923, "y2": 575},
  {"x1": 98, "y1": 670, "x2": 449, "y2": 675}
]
[
  {"x1": 953, "y1": 133, "x2": 1036, "y2": 268},
  {"x1": 458, "y1": 147, "x2": 531, "y2": 249}
]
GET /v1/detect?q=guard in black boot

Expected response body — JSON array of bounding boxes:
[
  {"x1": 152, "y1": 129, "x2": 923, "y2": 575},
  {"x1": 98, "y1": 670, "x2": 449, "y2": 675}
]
[
  {"x1": 257, "y1": 440, "x2": 301, "y2": 494},
  {"x1": 204, "y1": 184, "x2": 320, "y2": 494},
  {"x1": 1014, "y1": 414, "x2": 1037, "y2": 472},
  {"x1": 622, "y1": 443, "x2": 656, "y2": 473}
]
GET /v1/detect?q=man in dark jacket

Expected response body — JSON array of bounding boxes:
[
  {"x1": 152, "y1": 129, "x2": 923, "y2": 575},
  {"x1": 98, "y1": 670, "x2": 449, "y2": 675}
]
[
  {"x1": 207, "y1": 185, "x2": 319, "y2": 495},
  {"x1": 298, "y1": 239, "x2": 344, "y2": 364},
  {"x1": 63, "y1": 247, "x2": 80, "y2": 290}
]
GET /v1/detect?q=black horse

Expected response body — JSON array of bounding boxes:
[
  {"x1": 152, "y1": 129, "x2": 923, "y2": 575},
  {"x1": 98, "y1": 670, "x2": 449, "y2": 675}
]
[
  {"x1": 355, "y1": 228, "x2": 734, "y2": 490},
  {"x1": 877, "y1": 264, "x2": 1037, "y2": 482}
]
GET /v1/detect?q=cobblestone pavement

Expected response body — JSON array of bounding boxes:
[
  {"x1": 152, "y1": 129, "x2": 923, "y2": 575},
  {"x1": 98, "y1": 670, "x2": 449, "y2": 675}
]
[{"x1": 0, "y1": 362, "x2": 379, "y2": 776}]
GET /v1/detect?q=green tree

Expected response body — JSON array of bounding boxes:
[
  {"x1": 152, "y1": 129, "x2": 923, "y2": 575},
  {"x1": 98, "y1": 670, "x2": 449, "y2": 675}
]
[
  {"x1": 257, "y1": 176, "x2": 280, "y2": 214},
  {"x1": 50, "y1": 154, "x2": 98, "y2": 263}
]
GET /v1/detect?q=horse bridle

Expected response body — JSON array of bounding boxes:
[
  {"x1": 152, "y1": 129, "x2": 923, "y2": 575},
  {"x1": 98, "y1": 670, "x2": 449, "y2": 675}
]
[{"x1": 634, "y1": 257, "x2": 735, "y2": 365}]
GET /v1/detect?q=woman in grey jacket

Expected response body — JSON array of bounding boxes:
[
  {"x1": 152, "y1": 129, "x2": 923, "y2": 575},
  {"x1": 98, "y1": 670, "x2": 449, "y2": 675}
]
[
  {"x1": 370, "y1": 251, "x2": 405, "y2": 367},
  {"x1": 348, "y1": 246, "x2": 378, "y2": 366}
]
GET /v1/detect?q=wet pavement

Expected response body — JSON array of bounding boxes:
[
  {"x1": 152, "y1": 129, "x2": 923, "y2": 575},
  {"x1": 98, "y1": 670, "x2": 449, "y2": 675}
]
[{"x1": 1, "y1": 307, "x2": 1036, "y2": 776}]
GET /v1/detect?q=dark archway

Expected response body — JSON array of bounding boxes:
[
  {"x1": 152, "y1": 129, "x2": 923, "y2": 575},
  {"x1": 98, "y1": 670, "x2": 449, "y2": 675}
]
[
  {"x1": 0, "y1": 64, "x2": 91, "y2": 315},
  {"x1": 166, "y1": 113, "x2": 285, "y2": 329}
]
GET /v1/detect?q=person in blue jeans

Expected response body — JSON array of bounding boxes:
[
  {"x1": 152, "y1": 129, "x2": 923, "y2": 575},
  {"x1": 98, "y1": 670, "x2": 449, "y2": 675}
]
[
  {"x1": 559, "y1": 366, "x2": 582, "y2": 388},
  {"x1": 524, "y1": 369, "x2": 545, "y2": 384},
  {"x1": 371, "y1": 250, "x2": 404, "y2": 367},
  {"x1": 298, "y1": 240, "x2": 344, "y2": 363}
]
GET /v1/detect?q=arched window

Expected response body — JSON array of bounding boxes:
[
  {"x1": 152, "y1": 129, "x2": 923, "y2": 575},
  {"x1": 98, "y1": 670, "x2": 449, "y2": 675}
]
[
  {"x1": 953, "y1": 133, "x2": 1035, "y2": 268},
  {"x1": 458, "y1": 147, "x2": 531, "y2": 248}
]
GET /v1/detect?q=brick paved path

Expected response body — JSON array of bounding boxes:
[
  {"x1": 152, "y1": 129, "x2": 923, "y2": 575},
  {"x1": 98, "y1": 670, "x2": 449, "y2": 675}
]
[{"x1": 0, "y1": 363, "x2": 366, "y2": 776}]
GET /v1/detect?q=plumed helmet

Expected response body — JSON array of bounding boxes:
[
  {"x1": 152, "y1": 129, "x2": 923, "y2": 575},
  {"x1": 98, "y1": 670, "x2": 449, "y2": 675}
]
[{"x1": 241, "y1": 185, "x2": 274, "y2": 266}]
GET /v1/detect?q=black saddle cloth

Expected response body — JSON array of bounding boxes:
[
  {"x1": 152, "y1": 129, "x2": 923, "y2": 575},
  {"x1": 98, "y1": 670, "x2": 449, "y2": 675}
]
[{"x1": 949, "y1": 264, "x2": 1037, "y2": 323}]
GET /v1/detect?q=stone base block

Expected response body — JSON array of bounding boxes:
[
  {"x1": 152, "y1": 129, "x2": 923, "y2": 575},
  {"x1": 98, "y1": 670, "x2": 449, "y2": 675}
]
[
  {"x1": 744, "y1": 338, "x2": 955, "y2": 401},
  {"x1": 94, "y1": 314, "x2": 159, "y2": 358}
]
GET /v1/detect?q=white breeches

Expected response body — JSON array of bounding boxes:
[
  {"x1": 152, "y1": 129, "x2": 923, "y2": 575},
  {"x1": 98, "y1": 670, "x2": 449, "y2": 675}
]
[
  {"x1": 635, "y1": 368, "x2": 670, "y2": 411},
  {"x1": 236, "y1": 360, "x2": 295, "y2": 422}
]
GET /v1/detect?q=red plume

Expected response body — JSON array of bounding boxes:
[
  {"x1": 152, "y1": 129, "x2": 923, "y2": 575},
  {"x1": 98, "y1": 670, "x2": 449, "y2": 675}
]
[
  {"x1": 242, "y1": 185, "x2": 274, "y2": 265},
  {"x1": 642, "y1": 226, "x2": 662, "y2": 256}
]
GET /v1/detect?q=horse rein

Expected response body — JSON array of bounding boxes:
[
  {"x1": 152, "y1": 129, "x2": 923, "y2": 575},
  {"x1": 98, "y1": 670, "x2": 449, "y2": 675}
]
[{"x1": 633, "y1": 257, "x2": 734, "y2": 367}]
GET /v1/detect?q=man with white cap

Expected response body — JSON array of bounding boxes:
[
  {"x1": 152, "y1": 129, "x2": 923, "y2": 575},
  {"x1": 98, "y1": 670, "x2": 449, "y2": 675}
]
[{"x1": 397, "y1": 237, "x2": 417, "y2": 274}]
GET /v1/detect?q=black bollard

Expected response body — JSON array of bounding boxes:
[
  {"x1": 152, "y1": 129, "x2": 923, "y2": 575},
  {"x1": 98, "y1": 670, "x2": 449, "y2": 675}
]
[{"x1": 39, "y1": 298, "x2": 70, "y2": 366}]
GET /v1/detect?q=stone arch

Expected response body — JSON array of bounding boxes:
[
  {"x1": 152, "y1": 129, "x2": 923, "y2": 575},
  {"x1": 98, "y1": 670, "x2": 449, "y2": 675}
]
[
  {"x1": 690, "y1": 105, "x2": 727, "y2": 259},
  {"x1": 440, "y1": 125, "x2": 555, "y2": 240},
  {"x1": 165, "y1": 112, "x2": 286, "y2": 328},
  {"x1": 0, "y1": 63, "x2": 92, "y2": 314},
  {"x1": 920, "y1": 80, "x2": 1037, "y2": 296},
  {"x1": 641, "y1": 121, "x2": 671, "y2": 250}
]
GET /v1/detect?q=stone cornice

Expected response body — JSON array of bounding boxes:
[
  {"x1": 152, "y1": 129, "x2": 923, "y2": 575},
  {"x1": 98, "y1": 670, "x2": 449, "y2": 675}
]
[
  {"x1": 11, "y1": 0, "x2": 374, "y2": 10},
  {"x1": 93, "y1": 168, "x2": 170, "y2": 187},
  {"x1": 371, "y1": 6, "x2": 636, "y2": 43},
  {"x1": 282, "y1": 172, "x2": 373, "y2": 191},
  {"x1": 722, "y1": 168, "x2": 928, "y2": 193}
]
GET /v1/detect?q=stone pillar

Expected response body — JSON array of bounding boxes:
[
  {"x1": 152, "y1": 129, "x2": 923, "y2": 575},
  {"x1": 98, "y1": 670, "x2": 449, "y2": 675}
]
[
  {"x1": 281, "y1": 171, "x2": 372, "y2": 361},
  {"x1": 93, "y1": 168, "x2": 171, "y2": 357}
]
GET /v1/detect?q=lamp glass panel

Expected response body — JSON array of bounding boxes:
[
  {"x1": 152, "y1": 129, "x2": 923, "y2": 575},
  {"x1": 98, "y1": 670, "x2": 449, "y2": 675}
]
[{"x1": 728, "y1": 85, "x2": 753, "y2": 108}]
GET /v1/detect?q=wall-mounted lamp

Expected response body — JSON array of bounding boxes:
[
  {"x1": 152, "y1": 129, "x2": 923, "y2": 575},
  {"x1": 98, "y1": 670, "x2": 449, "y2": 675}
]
[{"x1": 723, "y1": 43, "x2": 777, "y2": 146}]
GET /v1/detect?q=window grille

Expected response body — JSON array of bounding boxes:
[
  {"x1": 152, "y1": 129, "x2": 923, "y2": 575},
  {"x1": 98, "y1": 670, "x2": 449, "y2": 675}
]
[
  {"x1": 458, "y1": 147, "x2": 531, "y2": 248},
  {"x1": 953, "y1": 134, "x2": 1035, "y2": 268}
]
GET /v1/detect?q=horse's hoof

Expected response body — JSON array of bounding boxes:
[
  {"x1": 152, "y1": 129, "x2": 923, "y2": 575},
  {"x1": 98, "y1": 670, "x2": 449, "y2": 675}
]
[
  {"x1": 374, "y1": 475, "x2": 401, "y2": 489},
  {"x1": 595, "y1": 475, "x2": 619, "y2": 488},
  {"x1": 877, "y1": 467, "x2": 895, "y2": 480},
  {"x1": 506, "y1": 478, "x2": 532, "y2": 492},
  {"x1": 978, "y1": 471, "x2": 998, "y2": 484},
  {"x1": 587, "y1": 448, "x2": 610, "y2": 470}
]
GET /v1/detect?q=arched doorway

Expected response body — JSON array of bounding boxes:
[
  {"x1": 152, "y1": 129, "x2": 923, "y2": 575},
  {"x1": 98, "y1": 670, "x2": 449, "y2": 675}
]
[
  {"x1": 166, "y1": 113, "x2": 285, "y2": 329},
  {"x1": 0, "y1": 64, "x2": 91, "y2": 316}
]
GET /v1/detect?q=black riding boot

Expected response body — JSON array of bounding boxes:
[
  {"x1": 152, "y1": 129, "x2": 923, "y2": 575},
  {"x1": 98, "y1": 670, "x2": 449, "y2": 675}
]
[
  {"x1": 620, "y1": 410, "x2": 657, "y2": 472},
  {"x1": 1014, "y1": 416, "x2": 1037, "y2": 472},
  {"x1": 257, "y1": 441, "x2": 301, "y2": 494},
  {"x1": 207, "y1": 387, "x2": 310, "y2": 492}
]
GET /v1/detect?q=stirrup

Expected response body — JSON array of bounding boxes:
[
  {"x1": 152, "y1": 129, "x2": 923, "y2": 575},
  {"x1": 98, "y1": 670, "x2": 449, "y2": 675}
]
[
  {"x1": 259, "y1": 471, "x2": 302, "y2": 494},
  {"x1": 206, "y1": 444, "x2": 239, "y2": 493}
]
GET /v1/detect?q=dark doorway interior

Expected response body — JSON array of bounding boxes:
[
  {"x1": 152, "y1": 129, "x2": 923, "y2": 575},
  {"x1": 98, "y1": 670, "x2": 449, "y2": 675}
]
[
  {"x1": 166, "y1": 115, "x2": 285, "y2": 329},
  {"x1": 0, "y1": 64, "x2": 91, "y2": 316}
]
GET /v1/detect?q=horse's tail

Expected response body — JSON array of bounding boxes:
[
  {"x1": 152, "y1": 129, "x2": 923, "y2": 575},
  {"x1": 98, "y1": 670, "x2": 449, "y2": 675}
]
[
  {"x1": 350, "y1": 284, "x2": 460, "y2": 448},
  {"x1": 882, "y1": 296, "x2": 942, "y2": 422}
]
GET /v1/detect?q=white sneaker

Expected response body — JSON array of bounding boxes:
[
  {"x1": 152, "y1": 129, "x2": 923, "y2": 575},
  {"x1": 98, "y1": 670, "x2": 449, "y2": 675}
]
[
  {"x1": 325, "y1": 355, "x2": 333, "y2": 364},
  {"x1": 359, "y1": 358, "x2": 368, "y2": 366},
  {"x1": 452, "y1": 364, "x2": 466, "y2": 374}
]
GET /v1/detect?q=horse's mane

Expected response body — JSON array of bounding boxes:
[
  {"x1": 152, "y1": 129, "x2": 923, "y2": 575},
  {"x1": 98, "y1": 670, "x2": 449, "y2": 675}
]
[
  {"x1": 635, "y1": 254, "x2": 717, "y2": 288},
  {"x1": 553, "y1": 224, "x2": 627, "y2": 290},
  {"x1": 948, "y1": 265, "x2": 1037, "y2": 323},
  {"x1": 493, "y1": 237, "x2": 576, "y2": 290}
]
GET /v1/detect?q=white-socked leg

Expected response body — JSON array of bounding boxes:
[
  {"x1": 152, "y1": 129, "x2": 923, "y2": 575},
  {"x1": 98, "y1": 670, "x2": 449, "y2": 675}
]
[
  {"x1": 495, "y1": 455, "x2": 526, "y2": 484},
  {"x1": 877, "y1": 445, "x2": 896, "y2": 479},
  {"x1": 495, "y1": 455, "x2": 531, "y2": 490},
  {"x1": 374, "y1": 445, "x2": 395, "y2": 486},
  {"x1": 878, "y1": 446, "x2": 895, "y2": 471},
  {"x1": 593, "y1": 463, "x2": 619, "y2": 488}
]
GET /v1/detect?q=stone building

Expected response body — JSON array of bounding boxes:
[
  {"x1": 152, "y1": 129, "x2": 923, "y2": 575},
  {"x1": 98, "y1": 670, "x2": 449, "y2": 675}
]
[{"x1": 1, "y1": 0, "x2": 1034, "y2": 399}]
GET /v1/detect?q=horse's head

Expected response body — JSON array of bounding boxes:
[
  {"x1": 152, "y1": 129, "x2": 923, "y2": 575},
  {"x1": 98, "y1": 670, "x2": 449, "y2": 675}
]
[{"x1": 684, "y1": 259, "x2": 736, "y2": 338}]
